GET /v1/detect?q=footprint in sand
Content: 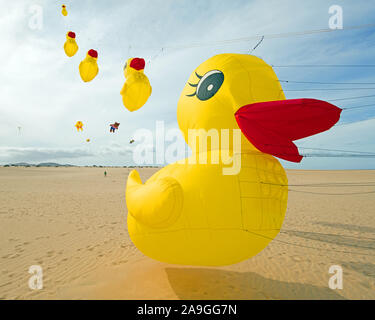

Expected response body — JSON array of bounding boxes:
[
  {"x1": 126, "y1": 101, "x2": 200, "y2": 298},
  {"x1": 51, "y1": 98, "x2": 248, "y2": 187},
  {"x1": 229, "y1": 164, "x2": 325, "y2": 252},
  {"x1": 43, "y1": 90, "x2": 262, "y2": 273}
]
[
  {"x1": 35, "y1": 236, "x2": 48, "y2": 240},
  {"x1": 46, "y1": 251, "x2": 55, "y2": 257},
  {"x1": 292, "y1": 256, "x2": 302, "y2": 262},
  {"x1": 15, "y1": 247, "x2": 25, "y2": 253},
  {"x1": 112, "y1": 259, "x2": 128, "y2": 266}
]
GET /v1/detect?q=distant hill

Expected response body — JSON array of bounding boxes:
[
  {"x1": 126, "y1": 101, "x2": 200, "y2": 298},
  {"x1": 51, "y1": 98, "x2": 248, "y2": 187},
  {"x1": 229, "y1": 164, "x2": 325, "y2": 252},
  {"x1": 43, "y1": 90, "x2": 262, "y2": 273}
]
[
  {"x1": 9, "y1": 162, "x2": 32, "y2": 166},
  {"x1": 36, "y1": 162, "x2": 74, "y2": 167}
]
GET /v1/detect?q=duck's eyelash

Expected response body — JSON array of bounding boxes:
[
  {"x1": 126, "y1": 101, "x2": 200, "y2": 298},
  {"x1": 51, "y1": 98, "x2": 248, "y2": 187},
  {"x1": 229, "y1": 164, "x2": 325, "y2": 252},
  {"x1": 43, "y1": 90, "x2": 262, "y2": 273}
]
[
  {"x1": 186, "y1": 72, "x2": 202, "y2": 97},
  {"x1": 186, "y1": 83, "x2": 197, "y2": 97}
]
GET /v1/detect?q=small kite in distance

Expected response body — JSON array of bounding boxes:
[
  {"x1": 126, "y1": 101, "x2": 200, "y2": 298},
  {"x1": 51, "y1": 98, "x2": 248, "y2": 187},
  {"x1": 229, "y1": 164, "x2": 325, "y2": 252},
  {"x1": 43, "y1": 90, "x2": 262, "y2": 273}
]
[
  {"x1": 79, "y1": 49, "x2": 99, "y2": 82},
  {"x1": 62, "y1": 5, "x2": 68, "y2": 16},
  {"x1": 75, "y1": 121, "x2": 83, "y2": 131},
  {"x1": 110, "y1": 122, "x2": 120, "y2": 133},
  {"x1": 64, "y1": 31, "x2": 78, "y2": 57},
  {"x1": 120, "y1": 58, "x2": 152, "y2": 112}
]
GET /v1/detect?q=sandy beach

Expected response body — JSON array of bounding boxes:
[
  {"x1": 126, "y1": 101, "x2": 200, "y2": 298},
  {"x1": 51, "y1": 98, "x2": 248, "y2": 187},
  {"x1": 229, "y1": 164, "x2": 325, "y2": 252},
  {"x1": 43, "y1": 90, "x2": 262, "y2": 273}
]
[{"x1": 0, "y1": 167, "x2": 374, "y2": 300}]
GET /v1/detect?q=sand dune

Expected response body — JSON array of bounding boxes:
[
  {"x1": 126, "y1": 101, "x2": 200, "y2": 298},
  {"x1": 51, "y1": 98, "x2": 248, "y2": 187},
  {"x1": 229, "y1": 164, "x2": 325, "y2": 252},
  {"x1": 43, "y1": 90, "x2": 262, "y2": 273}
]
[{"x1": 0, "y1": 167, "x2": 374, "y2": 299}]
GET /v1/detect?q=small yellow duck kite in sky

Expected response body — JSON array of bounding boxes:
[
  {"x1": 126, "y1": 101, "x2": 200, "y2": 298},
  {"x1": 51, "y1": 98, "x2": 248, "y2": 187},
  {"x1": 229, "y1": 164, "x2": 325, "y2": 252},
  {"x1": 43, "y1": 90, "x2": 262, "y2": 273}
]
[
  {"x1": 61, "y1": 5, "x2": 68, "y2": 16},
  {"x1": 125, "y1": 53, "x2": 341, "y2": 266},
  {"x1": 120, "y1": 58, "x2": 152, "y2": 112},
  {"x1": 79, "y1": 49, "x2": 99, "y2": 82},
  {"x1": 63, "y1": 31, "x2": 78, "y2": 57},
  {"x1": 75, "y1": 121, "x2": 83, "y2": 132}
]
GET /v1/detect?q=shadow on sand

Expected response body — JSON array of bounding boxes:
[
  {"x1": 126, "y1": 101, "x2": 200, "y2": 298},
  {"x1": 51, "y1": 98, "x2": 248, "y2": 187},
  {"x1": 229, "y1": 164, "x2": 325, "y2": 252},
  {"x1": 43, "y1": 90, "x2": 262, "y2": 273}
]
[
  {"x1": 282, "y1": 230, "x2": 375, "y2": 251},
  {"x1": 314, "y1": 222, "x2": 375, "y2": 234},
  {"x1": 340, "y1": 262, "x2": 375, "y2": 279},
  {"x1": 165, "y1": 268, "x2": 345, "y2": 300}
]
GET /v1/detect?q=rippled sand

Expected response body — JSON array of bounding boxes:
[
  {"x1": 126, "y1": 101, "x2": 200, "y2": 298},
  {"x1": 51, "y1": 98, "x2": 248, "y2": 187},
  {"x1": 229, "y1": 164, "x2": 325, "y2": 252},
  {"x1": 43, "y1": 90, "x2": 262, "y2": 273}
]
[{"x1": 0, "y1": 167, "x2": 374, "y2": 299}]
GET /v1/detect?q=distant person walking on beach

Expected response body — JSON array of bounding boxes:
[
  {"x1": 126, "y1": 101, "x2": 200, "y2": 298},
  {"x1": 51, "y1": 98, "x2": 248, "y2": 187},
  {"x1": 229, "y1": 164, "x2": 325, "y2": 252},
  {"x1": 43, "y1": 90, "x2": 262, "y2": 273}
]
[{"x1": 104, "y1": 171, "x2": 107, "y2": 177}]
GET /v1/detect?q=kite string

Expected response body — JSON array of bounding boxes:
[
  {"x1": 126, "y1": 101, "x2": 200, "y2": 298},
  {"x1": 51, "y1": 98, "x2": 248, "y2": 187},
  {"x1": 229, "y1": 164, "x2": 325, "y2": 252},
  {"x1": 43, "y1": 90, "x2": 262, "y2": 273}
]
[
  {"x1": 287, "y1": 189, "x2": 375, "y2": 195},
  {"x1": 250, "y1": 35, "x2": 264, "y2": 53},
  {"x1": 237, "y1": 149, "x2": 375, "y2": 158},
  {"x1": 243, "y1": 229, "x2": 375, "y2": 257},
  {"x1": 278, "y1": 79, "x2": 375, "y2": 85},
  {"x1": 276, "y1": 145, "x2": 375, "y2": 155},
  {"x1": 130, "y1": 22, "x2": 375, "y2": 51},
  {"x1": 258, "y1": 181, "x2": 375, "y2": 195},
  {"x1": 147, "y1": 47, "x2": 164, "y2": 66},
  {"x1": 260, "y1": 181, "x2": 375, "y2": 187}
]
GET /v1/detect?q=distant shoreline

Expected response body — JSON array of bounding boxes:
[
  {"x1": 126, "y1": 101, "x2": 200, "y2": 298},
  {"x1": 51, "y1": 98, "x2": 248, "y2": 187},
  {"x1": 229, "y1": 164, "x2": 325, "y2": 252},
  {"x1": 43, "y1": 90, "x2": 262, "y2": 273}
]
[
  {"x1": 1, "y1": 165, "x2": 373, "y2": 171},
  {"x1": 1, "y1": 163, "x2": 162, "y2": 168}
]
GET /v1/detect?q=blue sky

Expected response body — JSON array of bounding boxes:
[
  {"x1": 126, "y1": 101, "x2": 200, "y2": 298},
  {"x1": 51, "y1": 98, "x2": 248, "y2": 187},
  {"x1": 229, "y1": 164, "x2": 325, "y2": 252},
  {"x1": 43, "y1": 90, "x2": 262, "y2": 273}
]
[{"x1": 0, "y1": 0, "x2": 374, "y2": 169}]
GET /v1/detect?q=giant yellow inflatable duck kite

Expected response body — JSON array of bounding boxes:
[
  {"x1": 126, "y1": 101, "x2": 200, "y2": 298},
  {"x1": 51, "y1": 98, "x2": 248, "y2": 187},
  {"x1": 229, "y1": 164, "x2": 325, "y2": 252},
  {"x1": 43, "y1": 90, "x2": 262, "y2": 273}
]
[
  {"x1": 120, "y1": 57, "x2": 152, "y2": 112},
  {"x1": 126, "y1": 53, "x2": 341, "y2": 266}
]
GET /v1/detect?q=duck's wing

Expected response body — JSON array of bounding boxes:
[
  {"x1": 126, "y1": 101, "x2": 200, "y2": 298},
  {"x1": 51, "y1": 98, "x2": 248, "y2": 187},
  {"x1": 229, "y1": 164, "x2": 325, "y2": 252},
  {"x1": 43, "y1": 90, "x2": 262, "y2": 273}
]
[
  {"x1": 120, "y1": 82, "x2": 127, "y2": 95},
  {"x1": 126, "y1": 170, "x2": 183, "y2": 228}
]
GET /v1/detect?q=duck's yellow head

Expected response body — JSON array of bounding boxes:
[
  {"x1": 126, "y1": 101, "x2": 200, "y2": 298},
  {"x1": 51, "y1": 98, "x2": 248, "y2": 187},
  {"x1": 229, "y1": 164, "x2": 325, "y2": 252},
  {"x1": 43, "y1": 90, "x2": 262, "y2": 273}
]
[
  {"x1": 123, "y1": 57, "x2": 146, "y2": 78},
  {"x1": 177, "y1": 53, "x2": 341, "y2": 162},
  {"x1": 86, "y1": 49, "x2": 98, "y2": 61},
  {"x1": 66, "y1": 31, "x2": 76, "y2": 40},
  {"x1": 177, "y1": 54, "x2": 284, "y2": 152}
]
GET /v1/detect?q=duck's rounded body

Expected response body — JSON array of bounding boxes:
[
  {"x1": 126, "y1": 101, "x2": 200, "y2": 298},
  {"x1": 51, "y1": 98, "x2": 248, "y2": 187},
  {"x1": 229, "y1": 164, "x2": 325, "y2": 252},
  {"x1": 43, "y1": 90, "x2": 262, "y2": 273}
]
[
  {"x1": 79, "y1": 50, "x2": 99, "y2": 82},
  {"x1": 120, "y1": 58, "x2": 152, "y2": 112},
  {"x1": 127, "y1": 151, "x2": 287, "y2": 266},
  {"x1": 63, "y1": 31, "x2": 78, "y2": 57}
]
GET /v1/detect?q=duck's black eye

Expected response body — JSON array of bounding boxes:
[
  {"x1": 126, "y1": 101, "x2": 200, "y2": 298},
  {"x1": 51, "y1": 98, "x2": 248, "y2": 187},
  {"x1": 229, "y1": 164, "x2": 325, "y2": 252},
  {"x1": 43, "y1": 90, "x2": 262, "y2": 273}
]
[{"x1": 196, "y1": 70, "x2": 224, "y2": 101}]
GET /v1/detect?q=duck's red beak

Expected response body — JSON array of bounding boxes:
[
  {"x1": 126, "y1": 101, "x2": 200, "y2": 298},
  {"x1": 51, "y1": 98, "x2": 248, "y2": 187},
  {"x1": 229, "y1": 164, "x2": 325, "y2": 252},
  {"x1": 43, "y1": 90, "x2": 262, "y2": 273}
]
[{"x1": 235, "y1": 99, "x2": 342, "y2": 162}]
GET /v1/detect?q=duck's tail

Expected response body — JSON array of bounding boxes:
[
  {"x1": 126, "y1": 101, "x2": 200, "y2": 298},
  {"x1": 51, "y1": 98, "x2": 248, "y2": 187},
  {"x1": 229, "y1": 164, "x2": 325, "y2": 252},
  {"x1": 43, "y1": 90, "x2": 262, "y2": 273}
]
[{"x1": 126, "y1": 170, "x2": 183, "y2": 228}]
